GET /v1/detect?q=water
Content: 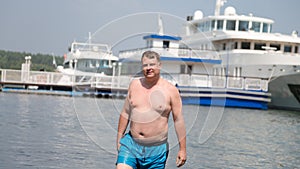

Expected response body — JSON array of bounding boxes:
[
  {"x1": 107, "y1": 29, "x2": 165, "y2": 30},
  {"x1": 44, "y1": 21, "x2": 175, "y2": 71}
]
[{"x1": 0, "y1": 92, "x2": 299, "y2": 169}]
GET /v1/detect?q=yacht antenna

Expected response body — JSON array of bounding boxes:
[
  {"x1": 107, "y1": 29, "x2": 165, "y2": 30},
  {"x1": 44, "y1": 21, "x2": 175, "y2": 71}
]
[
  {"x1": 215, "y1": 0, "x2": 227, "y2": 16},
  {"x1": 158, "y1": 14, "x2": 164, "y2": 35},
  {"x1": 88, "y1": 32, "x2": 92, "y2": 44},
  {"x1": 52, "y1": 53, "x2": 57, "y2": 68}
]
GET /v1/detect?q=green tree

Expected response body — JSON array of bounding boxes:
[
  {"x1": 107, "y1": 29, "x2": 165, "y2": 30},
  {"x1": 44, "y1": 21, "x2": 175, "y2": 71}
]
[{"x1": 0, "y1": 50, "x2": 64, "y2": 71}]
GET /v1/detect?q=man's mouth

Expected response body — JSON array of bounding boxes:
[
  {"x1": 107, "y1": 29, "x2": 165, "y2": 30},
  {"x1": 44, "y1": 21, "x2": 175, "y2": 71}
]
[{"x1": 146, "y1": 70, "x2": 154, "y2": 75}]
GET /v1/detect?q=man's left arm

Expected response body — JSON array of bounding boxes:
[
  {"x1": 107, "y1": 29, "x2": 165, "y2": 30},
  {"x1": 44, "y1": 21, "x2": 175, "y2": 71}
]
[{"x1": 171, "y1": 87, "x2": 187, "y2": 167}]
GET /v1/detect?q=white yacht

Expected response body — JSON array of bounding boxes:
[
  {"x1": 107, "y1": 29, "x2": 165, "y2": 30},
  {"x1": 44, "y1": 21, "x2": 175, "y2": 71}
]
[
  {"x1": 182, "y1": 0, "x2": 300, "y2": 110},
  {"x1": 60, "y1": 40, "x2": 118, "y2": 76},
  {"x1": 119, "y1": 30, "x2": 271, "y2": 109},
  {"x1": 57, "y1": 34, "x2": 119, "y2": 92}
]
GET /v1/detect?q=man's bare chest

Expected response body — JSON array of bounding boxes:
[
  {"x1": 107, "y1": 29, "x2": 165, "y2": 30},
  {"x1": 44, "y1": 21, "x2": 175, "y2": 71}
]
[{"x1": 129, "y1": 89, "x2": 171, "y2": 113}]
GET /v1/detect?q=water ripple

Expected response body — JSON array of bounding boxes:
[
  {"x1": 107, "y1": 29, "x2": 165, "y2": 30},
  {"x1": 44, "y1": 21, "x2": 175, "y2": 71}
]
[{"x1": 0, "y1": 93, "x2": 299, "y2": 168}]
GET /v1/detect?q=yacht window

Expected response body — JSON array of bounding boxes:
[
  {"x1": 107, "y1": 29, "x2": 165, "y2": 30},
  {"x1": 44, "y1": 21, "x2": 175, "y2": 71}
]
[
  {"x1": 163, "y1": 41, "x2": 170, "y2": 48},
  {"x1": 215, "y1": 44, "x2": 221, "y2": 51},
  {"x1": 147, "y1": 40, "x2": 153, "y2": 48},
  {"x1": 252, "y1": 22, "x2": 261, "y2": 32},
  {"x1": 217, "y1": 20, "x2": 223, "y2": 30},
  {"x1": 201, "y1": 23, "x2": 206, "y2": 31},
  {"x1": 180, "y1": 65, "x2": 185, "y2": 74},
  {"x1": 270, "y1": 44, "x2": 280, "y2": 51},
  {"x1": 187, "y1": 65, "x2": 193, "y2": 75},
  {"x1": 238, "y1": 21, "x2": 248, "y2": 31},
  {"x1": 241, "y1": 42, "x2": 251, "y2": 49},
  {"x1": 64, "y1": 62, "x2": 69, "y2": 69},
  {"x1": 104, "y1": 60, "x2": 109, "y2": 67},
  {"x1": 198, "y1": 23, "x2": 204, "y2": 32},
  {"x1": 72, "y1": 61, "x2": 75, "y2": 68},
  {"x1": 100, "y1": 61, "x2": 103, "y2": 67},
  {"x1": 223, "y1": 43, "x2": 226, "y2": 50},
  {"x1": 91, "y1": 60, "x2": 96, "y2": 68},
  {"x1": 263, "y1": 23, "x2": 268, "y2": 33},
  {"x1": 211, "y1": 20, "x2": 215, "y2": 30},
  {"x1": 254, "y1": 43, "x2": 266, "y2": 50},
  {"x1": 89, "y1": 60, "x2": 94, "y2": 68},
  {"x1": 284, "y1": 45, "x2": 292, "y2": 52},
  {"x1": 201, "y1": 23, "x2": 205, "y2": 32},
  {"x1": 202, "y1": 22, "x2": 206, "y2": 32},
  {"x1": 226, "y1": 20, "x2": 236, "y2": 31},
  {"x1": 205, "y1": 21, "x2": 211, "y2": 31},
  {"x1": 234, "y1": 42, "x2": 238, "y2": 49}
]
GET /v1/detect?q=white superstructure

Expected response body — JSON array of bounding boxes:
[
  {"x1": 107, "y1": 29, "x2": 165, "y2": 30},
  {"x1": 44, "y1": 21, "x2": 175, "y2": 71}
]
[
  {"x1": 182, "y1": 0, "x2": 300, "y2": 110},
  {"x1": 56, "y1": 34, "x2": 120, "y2": 91},
  {"x1": 61, "y1": 40, "x2": 118, "y2": 76},
  {"x1": 118, "y1": 15, "x2": 272, "y2": 109}
]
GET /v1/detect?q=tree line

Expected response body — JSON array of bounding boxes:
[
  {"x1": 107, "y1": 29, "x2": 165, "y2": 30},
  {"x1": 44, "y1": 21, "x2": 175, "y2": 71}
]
[{"x1": 0, "y1": 50, "x2": 64, "y2": 72}]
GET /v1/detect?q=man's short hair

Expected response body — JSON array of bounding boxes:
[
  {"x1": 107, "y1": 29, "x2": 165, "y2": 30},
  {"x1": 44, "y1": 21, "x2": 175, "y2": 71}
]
[{"x1": 141, "y1": 51, "x2": 161, "y2": 62}]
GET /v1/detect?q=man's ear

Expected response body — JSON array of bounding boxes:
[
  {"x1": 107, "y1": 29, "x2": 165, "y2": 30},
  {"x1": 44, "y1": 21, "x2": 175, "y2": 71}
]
[{"x1": 158, "y1": 62, "x2": 162, "y2": 68}]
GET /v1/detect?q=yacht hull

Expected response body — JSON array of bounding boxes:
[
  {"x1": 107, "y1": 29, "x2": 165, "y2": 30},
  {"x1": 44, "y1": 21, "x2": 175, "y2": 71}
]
[
  {"x1": 179, "y1": 87, "x2": 270, "y2": 110},
  {"x1": 268, "y1": 73, "x2": 300, "y2": 110}
]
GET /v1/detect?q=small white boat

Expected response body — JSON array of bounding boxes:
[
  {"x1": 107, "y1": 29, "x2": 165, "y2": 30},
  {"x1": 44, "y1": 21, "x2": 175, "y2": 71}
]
[
  {"x1": 59, "y1": 34, "x2": 119, "y2": 76},
  {"x1": 56, "y1": 34, "x2": 120, "y2": 94}
]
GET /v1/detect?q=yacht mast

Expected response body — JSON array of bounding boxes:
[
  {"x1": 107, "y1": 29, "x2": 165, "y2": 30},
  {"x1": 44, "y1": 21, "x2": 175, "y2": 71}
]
[
  {"x1": 158, "y1": 14, "x2": 164, "y2": 35},
  {"x1": 215, "y1": 0, "x2": 227, "y2": 16},
  {"x1": 88, "y1": 32, "x2": 92, "y2": 44}
]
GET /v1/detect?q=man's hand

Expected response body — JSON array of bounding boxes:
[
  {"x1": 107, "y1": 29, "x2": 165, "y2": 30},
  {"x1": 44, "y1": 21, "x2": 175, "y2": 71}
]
[
  {"x1": 176, "y1": 150, "x2": 187, "y2": 167},
  {"x1": 116, "y1": 141, "x2": 121, "y2": 151}
]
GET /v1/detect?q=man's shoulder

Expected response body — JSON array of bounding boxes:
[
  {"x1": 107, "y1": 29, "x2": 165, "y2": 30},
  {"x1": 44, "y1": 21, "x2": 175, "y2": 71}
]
[
  {"x1": 131, "y1": 77, "x2": 142, "y2": 83},
  {"x1": 161, "y1": 78, "x2": 178, "y2": 91},
  {"x1": 129, "y1": 77, "x2": 142, "y2": 87}
]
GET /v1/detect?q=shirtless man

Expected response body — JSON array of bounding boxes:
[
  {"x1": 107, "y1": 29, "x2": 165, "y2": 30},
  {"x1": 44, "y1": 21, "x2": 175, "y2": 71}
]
[{"x1": 116, "y1": 51, "x2": 186, "y2": 169}]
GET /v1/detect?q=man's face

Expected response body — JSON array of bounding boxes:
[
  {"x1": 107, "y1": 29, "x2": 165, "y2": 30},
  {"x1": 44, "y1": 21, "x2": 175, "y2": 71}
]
[{"x1": 141, "y1": 57, "x2": 161, "y2": 78}]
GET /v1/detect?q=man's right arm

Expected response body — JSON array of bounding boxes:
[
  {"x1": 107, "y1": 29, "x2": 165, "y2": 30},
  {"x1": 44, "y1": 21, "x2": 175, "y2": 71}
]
[{"x1": 116, "y1": 95, "x2": 131, "y2": 151}]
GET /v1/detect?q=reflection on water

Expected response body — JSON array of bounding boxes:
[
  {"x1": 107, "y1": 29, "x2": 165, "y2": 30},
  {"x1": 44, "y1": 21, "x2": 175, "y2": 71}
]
[{"x1": 0, "y1": 93, "x2": 299, "y2": 168}]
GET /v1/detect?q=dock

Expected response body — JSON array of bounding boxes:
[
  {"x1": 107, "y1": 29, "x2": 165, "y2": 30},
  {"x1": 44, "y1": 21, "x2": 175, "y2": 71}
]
[
  {"x1": 0, "y1": 69, "x2": 130, "y2": 98},
  {"x1": 0, "y1": 68, "x2": 272, "y2": 109}
]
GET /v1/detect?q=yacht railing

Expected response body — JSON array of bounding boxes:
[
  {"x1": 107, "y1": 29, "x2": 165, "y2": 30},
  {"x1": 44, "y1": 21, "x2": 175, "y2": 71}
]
[
  {"x1": 0, "y1": 69, "x2": 73, "y2": 85},
  {"x1": 0, "y1": 69, "x2": 132, "y2": 90},
  {"x1": 161, "y1": 73, "x2": 268, "y2": 92},
  {"x1": 70, "y1": 42, "x2": 110, "y2": 53},
  {"x1": 0, "y1": 69, "x2": 268, "y2": 92},
  {"x1": 119, "y1": 47, "x2": 220, "y2": 60}
]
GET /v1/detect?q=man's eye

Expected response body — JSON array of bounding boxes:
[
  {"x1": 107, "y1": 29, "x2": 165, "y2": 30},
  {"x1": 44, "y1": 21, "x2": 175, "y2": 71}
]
[{"x1": 142, "y1": 63, "x2": 156, "y2": 68}]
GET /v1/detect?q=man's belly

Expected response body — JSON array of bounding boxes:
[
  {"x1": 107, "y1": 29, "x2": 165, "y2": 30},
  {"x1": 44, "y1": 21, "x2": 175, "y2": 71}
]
[{"x1": 130, "y1": 122, "x2": 168, "y2": 146}]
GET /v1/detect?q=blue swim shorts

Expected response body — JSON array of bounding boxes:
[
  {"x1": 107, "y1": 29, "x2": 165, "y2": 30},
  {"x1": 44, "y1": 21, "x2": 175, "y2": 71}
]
[{"x1": 116, "y1": 132, "x2": 169, "y2": 169}]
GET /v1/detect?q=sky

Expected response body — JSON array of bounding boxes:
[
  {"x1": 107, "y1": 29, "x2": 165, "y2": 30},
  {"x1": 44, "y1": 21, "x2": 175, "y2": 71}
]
[{"x1": 1, "y1": 0, "x2": 300, "y2": 56}]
